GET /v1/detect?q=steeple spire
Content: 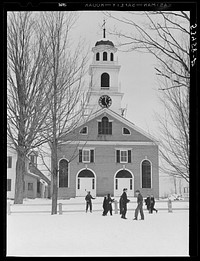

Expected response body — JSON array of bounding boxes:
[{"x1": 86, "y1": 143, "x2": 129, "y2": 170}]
[{"x1": 102, "y1": 19, "x2": 106, "y2": 38}]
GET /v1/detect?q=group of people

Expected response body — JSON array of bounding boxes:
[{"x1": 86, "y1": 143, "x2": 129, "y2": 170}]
[{"x1": 85, "y1": 189, "x2": 157, "y2": 220}]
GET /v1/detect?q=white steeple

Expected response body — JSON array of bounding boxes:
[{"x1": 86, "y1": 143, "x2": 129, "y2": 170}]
[{"x1": 86, "y1": 22, "x2": 124, "y2": 116}]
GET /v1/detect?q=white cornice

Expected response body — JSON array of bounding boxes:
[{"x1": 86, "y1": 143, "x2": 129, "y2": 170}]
[{"x1": 61, "y1": 140, "x2": 158, "y2": 146}]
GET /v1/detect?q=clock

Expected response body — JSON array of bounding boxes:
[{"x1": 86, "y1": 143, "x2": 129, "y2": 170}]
[{"x1": 99, "y1": 95, "x2": 112, "y2": 108}]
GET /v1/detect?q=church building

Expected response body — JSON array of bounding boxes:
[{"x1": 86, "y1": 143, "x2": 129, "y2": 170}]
[{"x1": 57, "y1": 28, "x2": 159, "y2": 199}]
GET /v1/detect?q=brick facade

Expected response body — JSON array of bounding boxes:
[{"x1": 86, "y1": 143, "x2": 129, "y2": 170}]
[{"x1": 57, "y1": 109, "x2": 159, "y2": 199}]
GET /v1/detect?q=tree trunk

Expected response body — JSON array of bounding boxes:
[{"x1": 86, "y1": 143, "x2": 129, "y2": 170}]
[{"x1": 14, "y1": 151, "x2": 26, "y2": 204}]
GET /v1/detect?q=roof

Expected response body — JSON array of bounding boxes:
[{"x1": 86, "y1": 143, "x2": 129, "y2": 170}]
[{"x1": 95, "y1": 40, "x2": 114, "y2": 47}]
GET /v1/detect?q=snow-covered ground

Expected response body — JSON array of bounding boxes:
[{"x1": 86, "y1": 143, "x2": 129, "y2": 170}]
[{"x1": 7, "y1": 198, "x2": 189, "y2": 257}]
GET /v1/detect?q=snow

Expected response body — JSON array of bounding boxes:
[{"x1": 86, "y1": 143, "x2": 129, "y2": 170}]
[{"x1": 7, "y1": 198, "x2": 189, "y2": 257}]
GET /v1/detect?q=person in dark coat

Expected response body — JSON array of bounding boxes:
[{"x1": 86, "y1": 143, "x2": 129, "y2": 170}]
[
  {"x1": 149, "y1": 195, "x2": 158, "y2": 213},
  {"x1": 145, "y1": 195, "x2": 150, "y2": 211},
  {"x1": 107, "y1": 193, "x2": 114, "y2": 216},
  {"x1": 120, "y1": 188, "x2": 130, "y2": 219},
  {"x1": 85, "y1": 191, "x2": 95, "y2": 213},
  {"x1": 102, "y1": 195, "x2": 108, "y2": 216},
  {"x1": 133, "y1": 190, "x2": 144, "y2": 220}
]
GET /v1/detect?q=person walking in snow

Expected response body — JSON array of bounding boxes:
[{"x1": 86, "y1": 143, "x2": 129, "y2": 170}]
[
  {"x1": 145, "y1": 195, "x2": 150, "y2": 211},
  {"x1": 85, "y1": 191, "x2": 95, "y2": 213},
  {"x1": 120, "y1": 188, "x2": 130, "y2": 219},
  {"x1": 133, "y1": 190, "x2": 144, "y2": 220},
  {"x1": 149, "y1": 195, "x2": 158, "y2": 213}
]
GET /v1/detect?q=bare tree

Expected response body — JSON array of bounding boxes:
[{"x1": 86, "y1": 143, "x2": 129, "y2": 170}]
[
  {"x1": 40, "y1": 12, "x2": 89, "y2": 214},
  {"x1": 7, "y1": 12, "x2": 53, "y2": 204},
  {"x1": 104, "y1": 11, "x2": 189, "y2": 182}
]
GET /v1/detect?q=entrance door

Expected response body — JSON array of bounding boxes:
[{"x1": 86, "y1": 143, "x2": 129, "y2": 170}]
[
  {"x1": 76, "y1": 169, "x2": 96, "y2": 197},
  {"x1": 114, "y1": 169, "x2": 134, "y2": 197}
]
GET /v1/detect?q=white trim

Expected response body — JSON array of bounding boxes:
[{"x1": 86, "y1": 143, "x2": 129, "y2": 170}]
[
  {"x1": 114, "y1": 168, "x2": 134, "y2": 194},
  {"x1": 64, "y1": 141, "x2": 157, "y2": 146},
  {"x1": 58, "y1": 158, "x2": 70, "y2": 188},
  {"x1": 140, "y1": 159, "x2": 153, "y2": 189},
  {"x1": 76, "y1": 168, "x2": 96, "y2": 196}
]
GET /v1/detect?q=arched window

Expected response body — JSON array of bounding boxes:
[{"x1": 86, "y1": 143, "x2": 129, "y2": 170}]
[
  {"x1": 110, "y1": 53, "x2": 114, "y2": 61},
  {"x1": 101, "y1": 73, "x2": 110, "y2": 88},
  {"x1": 123, "y1": 127, "x2": 131, "y2": 135},
  {"x1": 59, "y1": 159, "x2": 69, "y2": 187},
  {"x1": 103, "y1": 52, "x2": 107, "y2": 61},
  {"x1": 96, "y1": 52, "x2": 100, "y2": 61},
  {"x1": 116, "y1": 170, "x2": 132, "y2": 178},
  {"x1": 98, "y1": 116, "x2": 112, "y2": 135},
  {"x1": 78, "y1": 169, "x2": 94, "y2": 178},
  {"x1": 141, "y1": 160, "x2": 151, "y2": 188}
]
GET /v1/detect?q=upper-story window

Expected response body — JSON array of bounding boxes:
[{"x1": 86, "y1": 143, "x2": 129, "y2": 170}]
[
  {"x1": 110, "y1": 53, "x2": 114, "y2": 61},
  {"x1": 7, "y1": 156, "x2": 12, "y2": 168},
  {"x1": 96, "y1": 52, "x2": 100, "y2": 61},
  {"x1": 123, "y1": 127, "x2": 131, "y2": 135},
  {"x1": 103, "y1": 52, "x2": 107, "y2": 61},
  {"x1": 101, "y1": 73, "x2": 110, "y2": 88},
  {"x1": 98, "y1": 116, "x2": 112, "y2": 135},
  {"x1": 79, "y1": 149, "x2": 95, "y2": 163},
  {"x1": 116, "y1": 149, "x2": 132, "y2": 163},
  {"x1": 80, "y1": 126, "x2": 88, "y2": 135}
]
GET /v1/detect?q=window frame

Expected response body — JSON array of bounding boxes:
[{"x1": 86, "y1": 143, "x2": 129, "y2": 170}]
[
  {"x1": 7, "y1": 156, "x2": 12, "y2": 168},
  {"x1": 141, "y1": 159, "x2": 152, "y2": 189},
  {"x1": 80, "y1": 126, "x2": 88, "y2": 135},
  {"x1": 28, "y1": 182, "x2": 33, "y2": 191},
  {"x1": 120, "y1": 150, "x2": 128, "y2": 163},
  {"x1": 7, "y1": 179, "x2": 12, "y2": 191},
  {"x1": 116, "y1": 149, "x2": 132, "y2": 163},
  {"x1": 59, "y1": 158, "x2": 69, "y2": 188},
  {"x1": 103, "y1": 51, "x2": 107, "y2": 61},
  {"x1": 101, "y1": 73, "x2": 110, "y2": 89},
  {"x1": 96, "y1": 52, "x2": 100, "y2": 61},
  {"x1": 122, "y1": 127, "x2": 131, "y2": 135}
]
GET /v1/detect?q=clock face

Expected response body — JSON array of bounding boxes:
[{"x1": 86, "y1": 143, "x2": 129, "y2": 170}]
[{"x1": 99, "y1": 95, "x2": 112, "y2": 108}]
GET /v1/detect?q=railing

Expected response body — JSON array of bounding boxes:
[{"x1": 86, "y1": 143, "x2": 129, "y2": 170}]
[{"x1": 7, "y1": 199, "x2": 189, "y2": 215}]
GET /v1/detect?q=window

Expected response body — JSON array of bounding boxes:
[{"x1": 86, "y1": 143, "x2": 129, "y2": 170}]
[
  {"x1": 141, "y1": 160, "x2": 151, "y2": 188},
  {"x1": 80, "y1": 126, "x2": 88, "y2": 134},
  {"x1": 37, "y1": 181, "x2": 40, "y2": 193},
  {"x1": 183, "y1": 187, "x2": 189, "y2": 193},
  {"x1": 110, "y1": 53, "x2": 114, "y2": 61},
  {"x1": 92, "y1": 178, "x2": 95, "y2": 189},
  {"x1": 98, "y1": 117, "x2": 112, "y2": 135},
  {"x1": 28, "y1": 183, "x2": 33, "y2": 191},
  {"x1": 7, "y1": 179, "x2": 11, "y2": 191},
  {"x1": 123, "y1": 127, "x2": 131, "y2": 135},
  {"x1": 130, "y1": 179, "x2": 133, "y2": 190},
  {"x1": 121, "y1": 150, "x2": 128, "y2": 163},
  {"x1": 96, "y1": 52, "x2": 100, "y2": 61},
  {"x1": 115, "y1": 179, "x2": 118, "y2": 190},
  {"x1": 59, "y1": 159, "x2": 69, "y2": 188},
  {"x1": 79, "y1": 149, "x2": 95, "y2": 163},
  {"x1": 116, "y1": 150, "x2": 132, "y2": 163},
  {"x1": 83, "y1": 150, "x2": 90, "y2": 163},
  {"x1": 77, "y1": 178, "x2": 80, "y2": 189},
  {"x1": 7, "y1": 156, "x2": 12, "y2": 168},
  {"x1": 101, "y1": 73, "x2": 110, "y2": 88},
  {"x1": 103, "y1": 52, "x2": 107, "y2": 61}
]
